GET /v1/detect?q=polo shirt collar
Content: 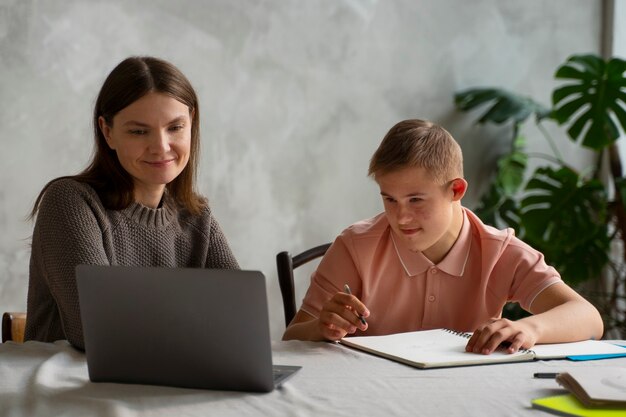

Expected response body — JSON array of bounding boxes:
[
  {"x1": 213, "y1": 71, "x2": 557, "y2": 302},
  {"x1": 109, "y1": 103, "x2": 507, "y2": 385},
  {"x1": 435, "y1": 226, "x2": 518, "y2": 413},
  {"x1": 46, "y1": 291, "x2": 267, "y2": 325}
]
[{"x1": 391, "y1": 209, "x2": 471, "y2": 277}]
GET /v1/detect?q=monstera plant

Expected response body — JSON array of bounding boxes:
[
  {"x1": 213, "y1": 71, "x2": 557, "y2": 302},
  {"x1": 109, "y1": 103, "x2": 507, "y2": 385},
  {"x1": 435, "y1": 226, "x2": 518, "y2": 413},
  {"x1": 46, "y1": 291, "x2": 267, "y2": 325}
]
[{"x1": 455, "y1": 54, "x2": 626, "y2": 336}]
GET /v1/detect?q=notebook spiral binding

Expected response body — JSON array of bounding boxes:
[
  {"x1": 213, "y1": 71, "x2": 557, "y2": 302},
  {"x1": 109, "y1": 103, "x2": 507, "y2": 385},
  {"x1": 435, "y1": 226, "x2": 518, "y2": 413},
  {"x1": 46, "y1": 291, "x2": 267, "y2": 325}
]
[
  {"x1": 443, "y1": 328, "x2": 533, "y2": 354},
  {"x1": 443, "y1": 328, "x2": 472, "y2": 339}
]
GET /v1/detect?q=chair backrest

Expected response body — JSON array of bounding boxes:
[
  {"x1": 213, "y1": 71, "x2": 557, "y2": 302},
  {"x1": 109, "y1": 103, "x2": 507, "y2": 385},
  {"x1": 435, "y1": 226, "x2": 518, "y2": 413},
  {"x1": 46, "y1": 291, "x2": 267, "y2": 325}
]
[
  {"x1": 276, "y1": 243, "x2": 331, "y2": 326},
  {"x1": 2, "y1": 312, "x2": 27, "y2": 343}
]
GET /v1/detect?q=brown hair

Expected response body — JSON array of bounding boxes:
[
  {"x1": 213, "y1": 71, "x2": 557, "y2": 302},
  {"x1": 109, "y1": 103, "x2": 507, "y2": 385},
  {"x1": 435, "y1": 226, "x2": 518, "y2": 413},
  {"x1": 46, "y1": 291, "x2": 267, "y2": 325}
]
[
  {"x1": 368, "y1": 119, "x2": 463, "y2": 184},
  {"x1": 31, "y1": 56, "x2": 205, "y2": 218}
]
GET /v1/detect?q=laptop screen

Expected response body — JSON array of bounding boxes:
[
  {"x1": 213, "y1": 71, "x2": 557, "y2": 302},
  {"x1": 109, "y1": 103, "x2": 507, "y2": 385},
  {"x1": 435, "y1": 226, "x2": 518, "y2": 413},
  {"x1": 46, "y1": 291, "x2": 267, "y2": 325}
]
[{"x1": 76, "y1": 265, "x2": 293, "y2": 392}]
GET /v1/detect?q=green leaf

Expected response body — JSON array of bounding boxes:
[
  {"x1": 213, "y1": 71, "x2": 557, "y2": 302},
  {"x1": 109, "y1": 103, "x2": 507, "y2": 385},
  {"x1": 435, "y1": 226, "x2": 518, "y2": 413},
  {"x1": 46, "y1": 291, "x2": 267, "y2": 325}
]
[
  {"x1": 497, "y1": 152, "x2": 527, "y2": 194},
  {"x1": 552, "y1": 94, "x2": 590, "y2": 124},
  {"x1": 568, "y1": 54, "x2": 605, "y2": 77},
  {"x1": 554, "y1": 65, "x2": 591, "y2": 81},
  {"x1": 455, "y1": 88, "x2": 549, "y2": 125},
  {"x1": 578, "y1": 113, "x2": 618, "y2": 149},
  {"x1": 607, "y1": 58, "x2": 626, "y2": 80},
  {"x1": 518, "y1": 167, "x2": 610, "y2": 284},
  {"x1": 475, "y1": 183, "x2": 506, "y2": 227},
  {"x1": 498, "y1": 198, "x2": 522, "y2": 232},
  {"x1": 552, "y1": 54, "x2": 626, "y2": 150},
  {"x1": 553, "y1": 84, "x2": 584, "y2": 105},
  {"x1": 475, "y1": 184, "x2": 522, "y2": 232},
  {"x1": 455, "y1": 88, "x2": 500, "y2": 110},
  {"x1": 565, "y1": 109, "x2": 592, "y2": 140},
  {"x1": 474, "y1": 135, "x2": 527, "y2": 230},
  {"x1": 610, "y1": 100, "x2": 626, "y2": 131}
]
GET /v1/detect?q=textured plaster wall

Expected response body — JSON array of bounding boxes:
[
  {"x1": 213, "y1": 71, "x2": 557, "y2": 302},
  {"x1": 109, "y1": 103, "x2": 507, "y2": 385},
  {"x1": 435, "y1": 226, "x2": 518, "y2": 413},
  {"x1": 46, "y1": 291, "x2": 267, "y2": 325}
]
[{"x1": 0, "y1": 0, "x2": 602, "y2": 340}]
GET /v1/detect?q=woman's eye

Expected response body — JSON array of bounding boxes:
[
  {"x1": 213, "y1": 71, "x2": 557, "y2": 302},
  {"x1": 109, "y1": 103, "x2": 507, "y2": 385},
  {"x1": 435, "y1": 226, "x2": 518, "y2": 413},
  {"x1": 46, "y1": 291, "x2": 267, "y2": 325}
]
[
  {"x1": 129, "y1": 129, "x2": 147, "y2": 135},
  {"x1": 409, "y1": 197, "x2": 422, "y2": 203},
  {"x1": 169, "y1": 125, "x2": 184, "y2": 132},
  {"x1": 384, "y1": 197, "x2": 396, "y2": 203}
]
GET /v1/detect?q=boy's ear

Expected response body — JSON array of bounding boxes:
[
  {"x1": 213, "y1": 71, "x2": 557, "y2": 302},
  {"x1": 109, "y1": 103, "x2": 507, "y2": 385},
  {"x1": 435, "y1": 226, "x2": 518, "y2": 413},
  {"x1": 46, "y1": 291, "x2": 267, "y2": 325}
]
[{"x1": 450, "y1": 178, "x2": 467, "y2": 201}]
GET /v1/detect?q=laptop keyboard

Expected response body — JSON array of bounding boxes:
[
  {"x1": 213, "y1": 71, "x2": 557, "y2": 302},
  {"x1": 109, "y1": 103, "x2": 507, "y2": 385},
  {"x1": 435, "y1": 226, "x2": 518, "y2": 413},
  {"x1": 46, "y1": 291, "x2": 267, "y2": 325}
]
[
  {"x1": 273, "y1": 368, "x2": 286, "y2": 382},
  {"x1": 272, "y1": 365, "x2": 301, "y2": 385}
]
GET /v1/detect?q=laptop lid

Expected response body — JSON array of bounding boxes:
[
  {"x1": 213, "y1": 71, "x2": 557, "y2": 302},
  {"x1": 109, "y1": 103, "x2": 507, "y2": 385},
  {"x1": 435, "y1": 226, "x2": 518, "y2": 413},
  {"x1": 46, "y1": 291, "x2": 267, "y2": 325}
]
[{"x1": 75, "y1": 265, "x2": 299, "y2": 392}]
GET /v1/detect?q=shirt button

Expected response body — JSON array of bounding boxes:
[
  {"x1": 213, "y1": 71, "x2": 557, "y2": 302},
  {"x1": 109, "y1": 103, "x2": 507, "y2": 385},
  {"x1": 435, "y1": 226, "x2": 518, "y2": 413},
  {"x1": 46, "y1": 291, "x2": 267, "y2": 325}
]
[
  {"x1": 430, "y1": 268, "x2": 438, "y2": 274},
  {"x1": 428, "y1": 295, "x2": 436, "y2": 302}
]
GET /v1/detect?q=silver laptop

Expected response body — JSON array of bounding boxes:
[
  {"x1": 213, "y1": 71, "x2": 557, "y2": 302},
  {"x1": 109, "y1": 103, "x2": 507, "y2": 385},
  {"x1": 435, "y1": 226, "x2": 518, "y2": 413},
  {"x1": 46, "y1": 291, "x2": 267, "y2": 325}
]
[{"x1": 75, "y1": 265, "x2": 300, "y2": 392}]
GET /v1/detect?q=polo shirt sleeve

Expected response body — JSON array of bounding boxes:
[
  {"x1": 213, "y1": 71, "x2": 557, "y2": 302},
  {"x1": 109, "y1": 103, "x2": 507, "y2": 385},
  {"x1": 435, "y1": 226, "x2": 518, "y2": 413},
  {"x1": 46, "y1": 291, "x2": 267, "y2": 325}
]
[
  {"x1": 502, "y1": 236, "x2": 562, "y2": 311},
  {"x1": 299, "y1": 234, "x2": 362, "y2": 319}
]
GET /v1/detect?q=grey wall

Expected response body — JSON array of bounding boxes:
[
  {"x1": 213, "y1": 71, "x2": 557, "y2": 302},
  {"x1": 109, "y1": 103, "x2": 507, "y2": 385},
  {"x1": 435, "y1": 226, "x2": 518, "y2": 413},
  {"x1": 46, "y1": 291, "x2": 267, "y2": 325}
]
[{"x1": 0, "y1": 0, "x2": 602, "y2": 340}]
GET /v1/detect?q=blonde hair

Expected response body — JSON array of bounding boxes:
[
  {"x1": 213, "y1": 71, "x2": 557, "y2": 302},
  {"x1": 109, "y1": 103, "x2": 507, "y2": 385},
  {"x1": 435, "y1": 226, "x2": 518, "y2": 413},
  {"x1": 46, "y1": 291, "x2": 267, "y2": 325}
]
[{"x1": 368, "y1": 119, "x2": 463, "y2": 184}]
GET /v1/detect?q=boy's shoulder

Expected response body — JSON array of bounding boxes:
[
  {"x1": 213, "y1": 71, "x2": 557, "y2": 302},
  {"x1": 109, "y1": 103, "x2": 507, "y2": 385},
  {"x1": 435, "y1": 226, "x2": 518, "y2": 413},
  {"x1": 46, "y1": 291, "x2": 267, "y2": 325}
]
[
  {"x1": 341, "y1": 212, "x2": 389, "y2": 239},
  {"x1": 464, "y1": 207, "x2": 515, "y2": 242},
  {"x1": 464, "y1": 207, "x2": 541, "y2": 259}
]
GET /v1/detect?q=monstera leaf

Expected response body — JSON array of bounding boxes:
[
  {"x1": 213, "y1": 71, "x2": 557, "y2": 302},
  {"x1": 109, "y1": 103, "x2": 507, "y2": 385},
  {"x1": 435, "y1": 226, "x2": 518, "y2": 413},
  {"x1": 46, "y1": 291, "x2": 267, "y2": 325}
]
[
  {"x1": 519, "y1": 166, "x2": 611, "y2": 283},
  {"x1": 455, "y1": 88, "x2": 551, "y2": 124},
  {"x1": 552, "y1": 54, "x2": 626, "y2": 150},
  {"x1": 455, "y1": 54, "x2": 624, "y2": 288},
  {"x1": 495, "y1": 135, "x2": 528, "y2": 194},
  {"x1": 475, "y1": 135, "x2": 527, "y2": 230},
  {"x1": 475, "y1": 184, "x2": 521, "y2": 231}
]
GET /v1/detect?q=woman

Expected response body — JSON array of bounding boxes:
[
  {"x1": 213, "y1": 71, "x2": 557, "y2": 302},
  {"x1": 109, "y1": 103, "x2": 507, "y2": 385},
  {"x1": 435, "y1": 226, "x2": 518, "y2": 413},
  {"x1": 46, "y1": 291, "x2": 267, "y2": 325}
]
[{"x1": 24, "y1": 56, "x2": 239, "y2": 350}]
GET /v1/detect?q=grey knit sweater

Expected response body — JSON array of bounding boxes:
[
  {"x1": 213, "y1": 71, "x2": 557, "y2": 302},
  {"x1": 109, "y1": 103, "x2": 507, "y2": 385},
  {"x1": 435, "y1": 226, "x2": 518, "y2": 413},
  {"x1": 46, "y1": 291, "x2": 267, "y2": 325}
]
[{"x1": 25, "y1": 179, "x2": 239, "y2": 350}]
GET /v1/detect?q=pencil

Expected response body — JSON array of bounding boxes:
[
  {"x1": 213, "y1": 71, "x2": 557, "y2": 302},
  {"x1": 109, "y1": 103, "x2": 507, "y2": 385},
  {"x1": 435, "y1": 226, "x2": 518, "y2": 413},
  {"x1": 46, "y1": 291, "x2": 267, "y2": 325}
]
[{"x1": 343, "y1": 284, "x2": 367, "y2": 325}]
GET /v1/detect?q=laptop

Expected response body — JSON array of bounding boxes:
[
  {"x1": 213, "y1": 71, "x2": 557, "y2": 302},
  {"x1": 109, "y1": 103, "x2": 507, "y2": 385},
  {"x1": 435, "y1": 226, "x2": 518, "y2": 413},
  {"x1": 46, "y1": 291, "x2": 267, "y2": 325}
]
[{"x1": 75, "y1": 265, "x2": 301, "y2": 392}]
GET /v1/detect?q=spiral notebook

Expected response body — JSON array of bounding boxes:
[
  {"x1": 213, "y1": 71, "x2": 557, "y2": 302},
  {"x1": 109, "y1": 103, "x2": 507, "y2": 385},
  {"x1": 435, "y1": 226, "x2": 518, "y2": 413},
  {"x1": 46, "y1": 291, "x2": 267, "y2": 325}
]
[
  {"x1": 339, "y1": 329, "x2": 626, "y2": 369},
  {"x1": 555, "y1": 368, "x2": 626, "y2": 407}
]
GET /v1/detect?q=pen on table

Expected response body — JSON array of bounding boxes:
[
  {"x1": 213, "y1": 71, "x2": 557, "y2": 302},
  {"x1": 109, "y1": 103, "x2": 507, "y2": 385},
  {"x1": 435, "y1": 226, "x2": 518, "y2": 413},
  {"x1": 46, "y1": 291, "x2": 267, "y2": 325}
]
[
  {"x1": 533, "y1": 373, "x2": 559, "y2": 379},
  {"x1": 343, "y1": 284, "x2": 367, "y2": 325}
]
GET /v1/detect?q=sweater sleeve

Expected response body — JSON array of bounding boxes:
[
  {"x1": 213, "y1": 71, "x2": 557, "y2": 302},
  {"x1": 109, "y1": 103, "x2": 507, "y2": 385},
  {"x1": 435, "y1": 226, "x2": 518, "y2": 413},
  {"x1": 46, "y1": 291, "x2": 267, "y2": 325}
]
[
  {"x1": 204, "y1": 213, "x2": 239, "y2": 269},
  {"x1": 26, "y1": 180, "x2": 110, "y2": 350}
]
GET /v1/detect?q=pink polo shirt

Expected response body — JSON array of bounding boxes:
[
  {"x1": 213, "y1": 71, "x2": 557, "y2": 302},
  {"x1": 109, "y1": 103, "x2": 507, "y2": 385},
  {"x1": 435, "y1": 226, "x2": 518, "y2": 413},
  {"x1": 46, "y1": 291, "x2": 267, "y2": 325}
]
[{"x1": 300, "y1": 207, "x2": 561, "y2": 335}]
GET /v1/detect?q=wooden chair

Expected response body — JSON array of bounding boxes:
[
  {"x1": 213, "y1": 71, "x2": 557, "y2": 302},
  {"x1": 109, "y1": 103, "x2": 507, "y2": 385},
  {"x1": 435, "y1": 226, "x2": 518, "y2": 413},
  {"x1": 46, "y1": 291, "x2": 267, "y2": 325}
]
[
  {"x1": 276, "y1": 243, "x2": 331, "y2": 326},
  {"x1": 2, "y1": 312, "x2": 27, "y2": 343}
]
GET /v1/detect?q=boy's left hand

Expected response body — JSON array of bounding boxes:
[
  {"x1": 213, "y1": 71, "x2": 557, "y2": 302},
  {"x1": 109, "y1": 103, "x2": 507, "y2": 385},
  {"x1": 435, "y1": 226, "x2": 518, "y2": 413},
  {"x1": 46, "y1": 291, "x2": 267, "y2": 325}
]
[{"x1": 465, "y1": 318, "x2": 538, "y2": 355}]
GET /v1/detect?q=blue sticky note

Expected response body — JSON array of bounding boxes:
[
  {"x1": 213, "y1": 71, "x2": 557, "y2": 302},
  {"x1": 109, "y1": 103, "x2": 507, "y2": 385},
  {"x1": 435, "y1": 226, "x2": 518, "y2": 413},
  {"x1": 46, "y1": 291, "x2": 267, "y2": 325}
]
[{"x1": 567, "y1": 344, "x2": 626, "y2": 361}]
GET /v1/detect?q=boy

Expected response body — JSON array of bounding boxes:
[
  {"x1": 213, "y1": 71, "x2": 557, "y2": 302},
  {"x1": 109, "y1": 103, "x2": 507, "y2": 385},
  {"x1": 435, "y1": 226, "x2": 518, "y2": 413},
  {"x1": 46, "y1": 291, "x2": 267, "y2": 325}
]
[{"x1": 283, "y1": 119, "x2": 603, "y2": 355}]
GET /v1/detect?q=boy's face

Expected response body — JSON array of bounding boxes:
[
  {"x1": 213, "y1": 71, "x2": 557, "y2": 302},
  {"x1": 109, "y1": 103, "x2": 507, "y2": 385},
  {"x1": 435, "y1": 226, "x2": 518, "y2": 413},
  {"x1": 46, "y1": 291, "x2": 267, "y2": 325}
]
[{"x1": 376, "y1": 166, "x2": 466, "y2": 263}]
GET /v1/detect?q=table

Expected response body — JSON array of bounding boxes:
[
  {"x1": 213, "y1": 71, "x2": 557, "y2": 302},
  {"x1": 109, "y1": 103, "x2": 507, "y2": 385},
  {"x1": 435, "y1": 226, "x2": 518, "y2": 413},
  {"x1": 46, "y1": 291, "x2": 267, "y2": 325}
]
[{"x1": 0, "y1": 340, "x2": 624, "y2": 417}]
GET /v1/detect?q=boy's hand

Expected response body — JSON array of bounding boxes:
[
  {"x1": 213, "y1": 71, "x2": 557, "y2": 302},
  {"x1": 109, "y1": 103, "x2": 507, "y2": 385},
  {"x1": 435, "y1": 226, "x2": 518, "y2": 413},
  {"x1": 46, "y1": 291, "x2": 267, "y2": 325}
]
[
  {"x1": 317, "y1": 291, "x2": 369, "y2": 341},
  {"x1": 465, "y1": 318, "x2": 538, "y2": 355}
]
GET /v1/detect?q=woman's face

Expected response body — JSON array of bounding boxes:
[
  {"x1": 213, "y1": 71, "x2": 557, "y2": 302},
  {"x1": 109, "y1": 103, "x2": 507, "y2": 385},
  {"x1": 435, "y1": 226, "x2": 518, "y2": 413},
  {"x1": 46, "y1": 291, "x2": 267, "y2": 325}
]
[{"x1": 99, "y1": 92, "x2": 192, "y2": 206}]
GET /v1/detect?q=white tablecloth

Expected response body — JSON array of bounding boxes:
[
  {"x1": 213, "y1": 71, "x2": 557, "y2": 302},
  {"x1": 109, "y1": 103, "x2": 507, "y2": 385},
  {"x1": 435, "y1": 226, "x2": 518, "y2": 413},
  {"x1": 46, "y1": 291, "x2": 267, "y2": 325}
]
[{"x1": 0, "y1": 340, "x2": 624, "y2": 417}]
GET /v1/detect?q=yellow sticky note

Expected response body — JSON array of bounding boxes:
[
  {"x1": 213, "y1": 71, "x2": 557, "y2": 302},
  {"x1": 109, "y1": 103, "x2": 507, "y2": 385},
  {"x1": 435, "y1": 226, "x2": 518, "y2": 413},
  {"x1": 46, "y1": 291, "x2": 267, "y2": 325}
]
[{"x1": 532, "y1": 394, "x2": 626, "y2": 417}]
